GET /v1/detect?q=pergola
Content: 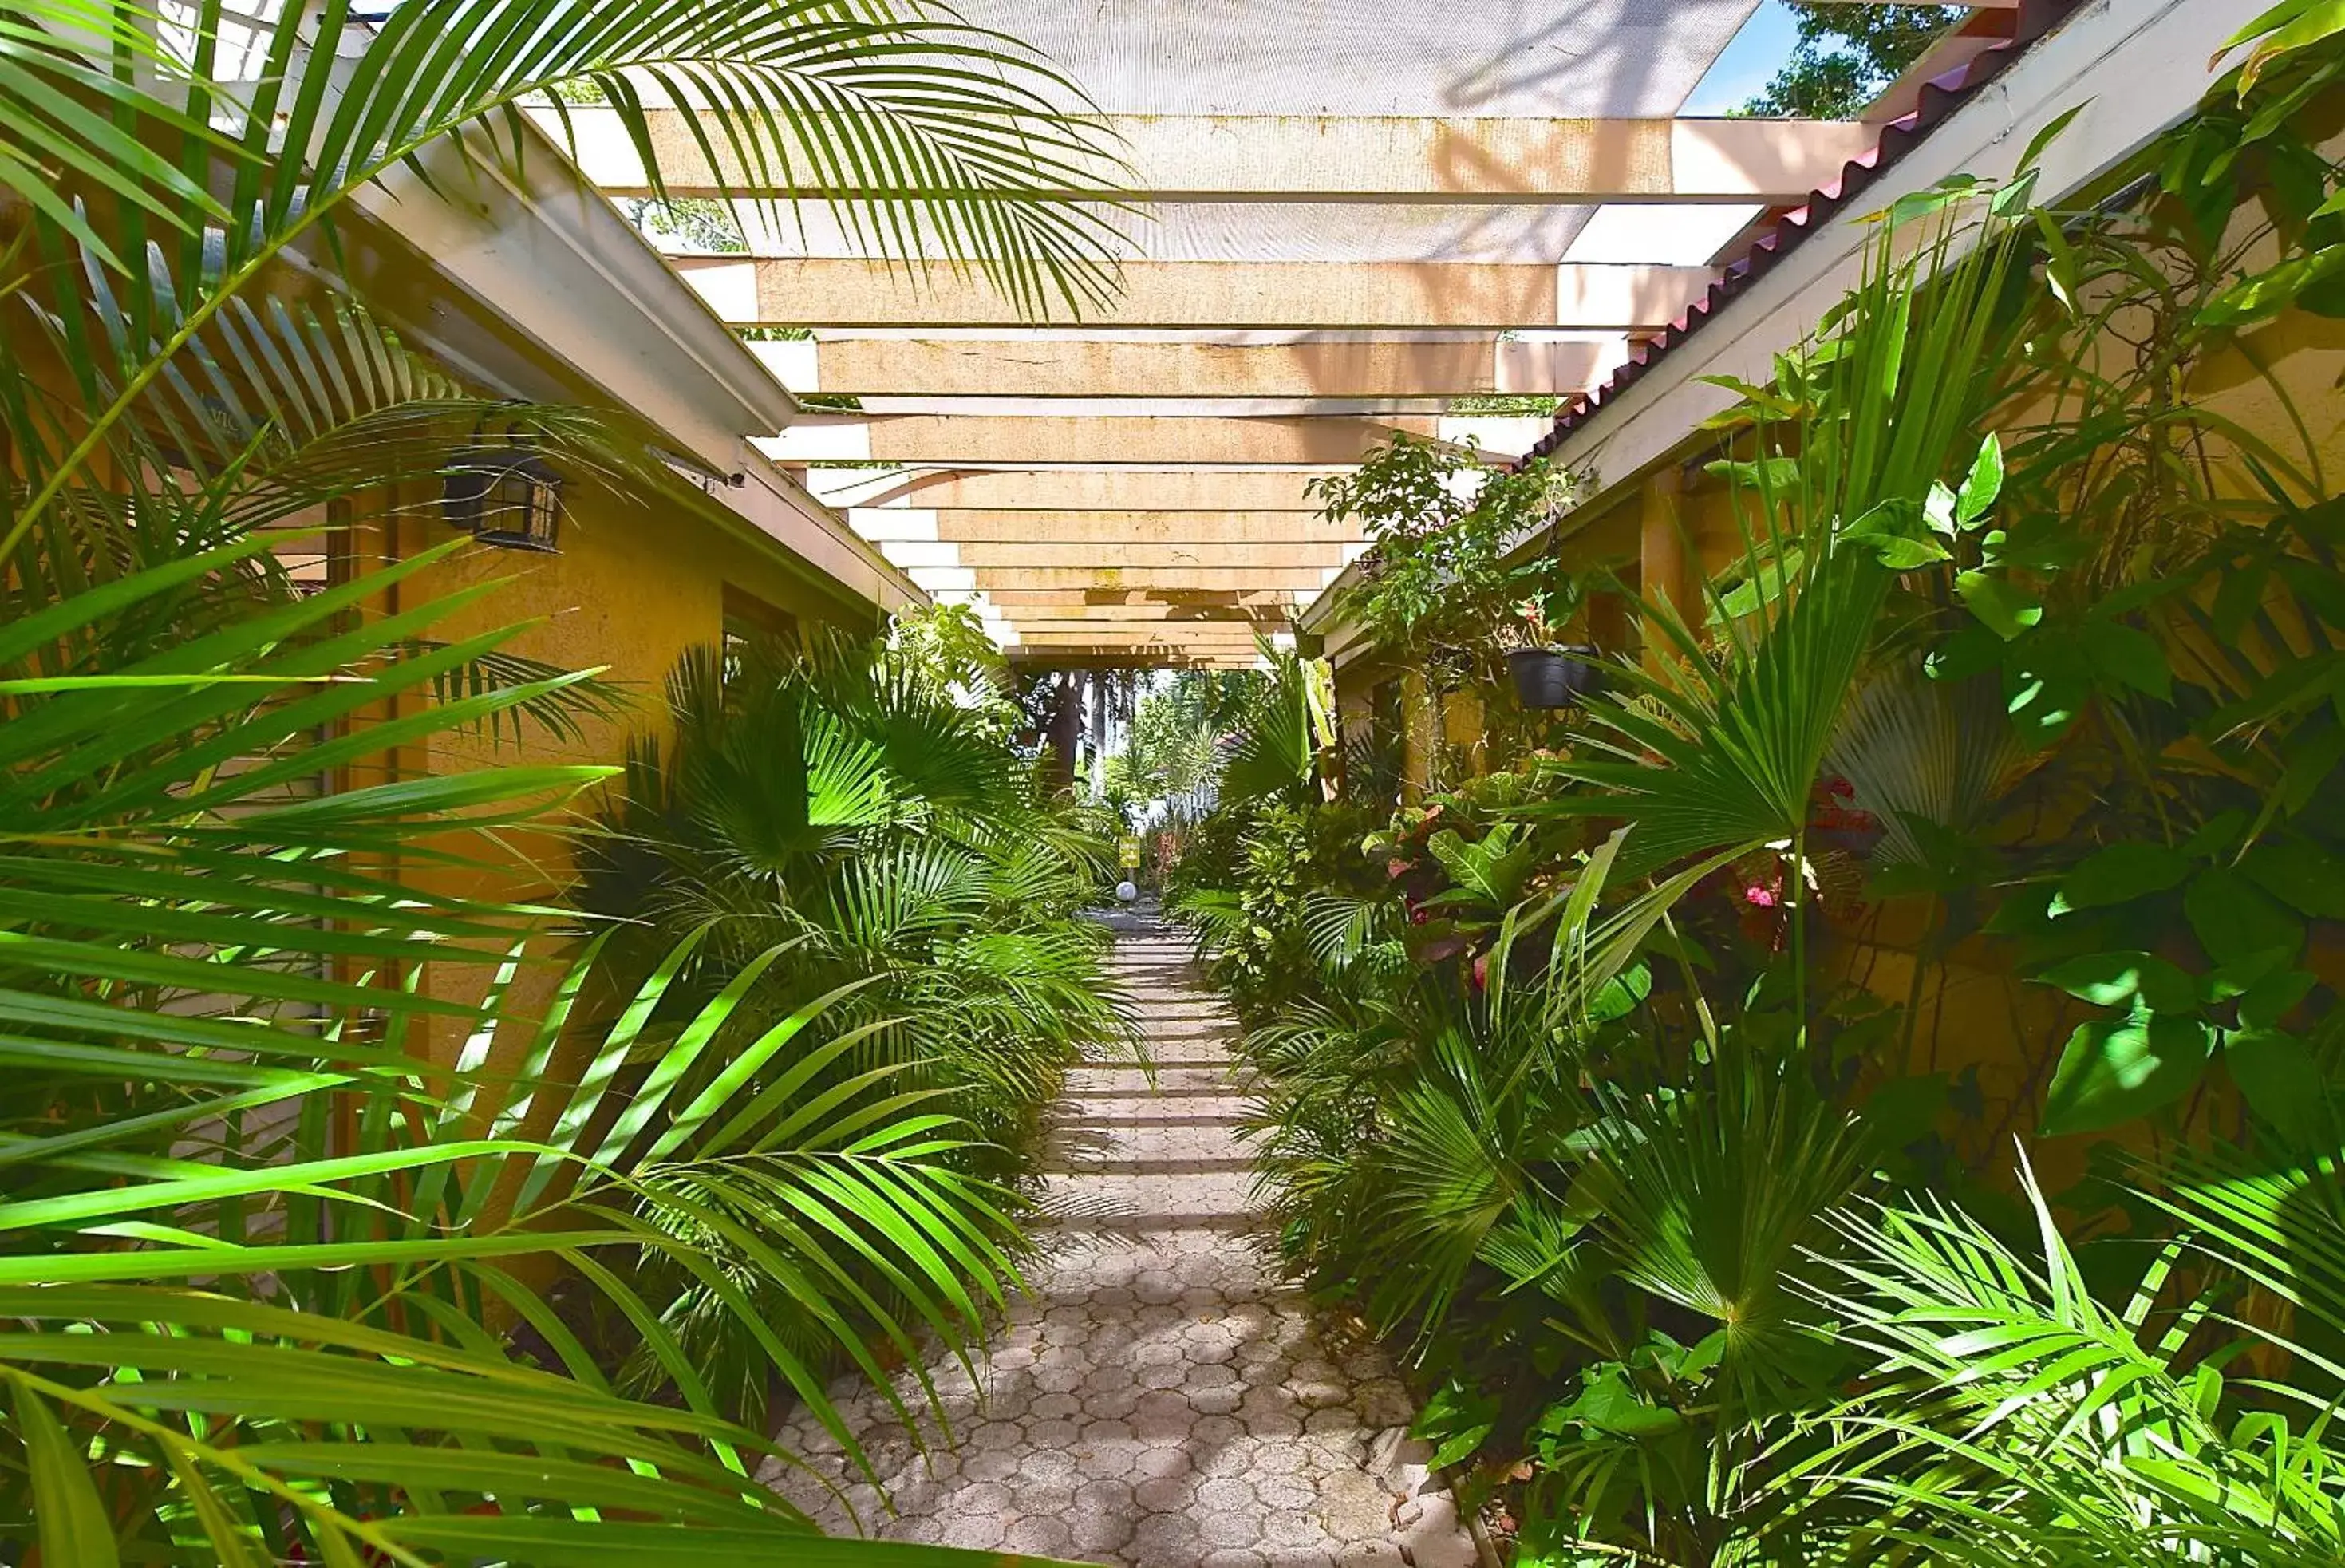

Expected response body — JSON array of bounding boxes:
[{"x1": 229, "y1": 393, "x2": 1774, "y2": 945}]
[{"x1": 551, "y1": 0, "x2": 2015, "y2": 669}]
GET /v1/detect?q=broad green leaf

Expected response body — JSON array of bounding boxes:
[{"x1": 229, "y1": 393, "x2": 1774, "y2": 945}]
[
  {"x1": 1589, "y1": 962, "x2": 1653, "y2": 1024},
  {"x1": 1559, "y1": 1367, "x2": 1687, "y2": 1439},
  {"x1": 2232, "y1": 1, "x2": 2345, "y2": 95},
  {"x1": 2082, "y1": 619, "x2": 2172, "y2": 700},
  {"x1": 2196, "y1": 246, "x2": 2345, "y2": 326},
  {"x1": 2236, "y1": 968, "x2": 2317, "y2": 1031},
  {"x1": 1955, "y1": 433, "x2": 2004, "y2": 527},
  {"x1": 1957, "y1": 569, "x2": 2043, "y2": 639},
  {"x1": 2241, "y1": 838, "x2": 2345, "y2": 918},
  {"x1": 2056, "y1": 843, "x2": 2193, "y2": 910},
  {"x1": 2033, "y1": 951, "x2": 2197, "y2": 1014},
  {"x1": 1845, "y1": 500, "x2": 1952, "y2": 570},
  {"x1": 2184, "y1": 867, "x2": 2305, "y2": 975},
  {"x1": 13, "y1": 1382, "x2": 119, "y2": 1567},
  {"x1": 1704, "y1": 456, "x2": 1803, "y2": 498},
  {"x1": 2043, "y1": 1006, "x2": 2215, "y2": 1136},
  {"x1": 2224, "y1": 1028, "x2": 2329, "y2": 1144}
]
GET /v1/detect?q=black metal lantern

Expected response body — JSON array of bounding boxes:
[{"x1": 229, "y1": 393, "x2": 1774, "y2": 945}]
[{"x1": 443, "y1": 449, "x2": 562, "y2": 552}]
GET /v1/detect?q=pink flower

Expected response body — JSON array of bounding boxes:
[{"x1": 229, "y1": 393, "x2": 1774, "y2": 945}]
[{"x1": 1743, "y1": 884, "x2": 1779, "y2": 909}]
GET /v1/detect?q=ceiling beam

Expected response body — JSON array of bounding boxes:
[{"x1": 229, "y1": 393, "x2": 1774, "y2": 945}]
[
  {"x1": 850, "y1": 510, "x2": 1361, "y2": 544},
  {"x1": 963, "y1": 567, "x2": 1335, "y2": 591},
  {"x1": 767, "y1": 414, "x2": 1449, "y2": 467},
  {"x1": 760, "y1": 336, "x2": 1613, "y2": 399},
  {"x1": 962, "y1": 587, "x2": 1300, "y2": 607},
  {"x1": 1003, "y1": 614, "x2": 1275, "y2": 633},
  {"x1": 995, "y1": 605, "x2": 1293, "y2": 623},
  {"x1": 1009, "y1": 638, "x2": 1276, "y2": 654},
  {"x1": 554, "y1": 108, "x2": 1872, "y2": 203},
  {"x1": 679, "y1": 259, "x2": 1716, "y2": 330},
  {"x1": 1009, "y1": 651, "x2": 1262, "y2": 669},
  {"x1": 887, "y1": 541, "x2": 1352, "y2": 569},
  {"x1": 818, "y1": 469, "x2": 1341, "y2": 511}
]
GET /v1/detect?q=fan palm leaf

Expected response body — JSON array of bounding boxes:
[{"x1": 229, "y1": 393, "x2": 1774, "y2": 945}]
[
  {"x1": 1777, "y1": 1155, "x2": 2345, "y2": 1566},
  {"x1": 1542, "y1": 199, "x2": 2027, "y2": 882}
]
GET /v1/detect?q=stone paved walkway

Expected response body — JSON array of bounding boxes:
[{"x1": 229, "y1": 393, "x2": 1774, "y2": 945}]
[{"x1": 768, "y1": 910, "x2": 1482, "y2": 1566}]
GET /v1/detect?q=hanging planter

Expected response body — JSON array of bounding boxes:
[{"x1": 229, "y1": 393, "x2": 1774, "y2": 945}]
[{"x1": 1506, "y1": 645, "x2": 1603, "y2": 709}]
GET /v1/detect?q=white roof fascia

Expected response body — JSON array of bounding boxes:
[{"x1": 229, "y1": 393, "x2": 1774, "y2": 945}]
[
  {"x1": 354, "y1": 122, "x2": 799, "y2": 471},
  {"x1": 681, "y1": 445, "x2": 929, "y2": 614}
]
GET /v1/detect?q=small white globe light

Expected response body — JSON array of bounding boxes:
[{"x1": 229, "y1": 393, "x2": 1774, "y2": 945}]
[{"x1": 1115, "y1": 879, "x2": 1139, "y2": 903}]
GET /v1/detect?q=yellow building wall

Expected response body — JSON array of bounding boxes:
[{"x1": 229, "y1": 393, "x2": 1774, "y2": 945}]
[
  {"x1": 416, "y1": 475, "x2": 878, "y2": 770},
  {"x1": 338, "y1": 472, "x2": 890, "y2": 1079}
]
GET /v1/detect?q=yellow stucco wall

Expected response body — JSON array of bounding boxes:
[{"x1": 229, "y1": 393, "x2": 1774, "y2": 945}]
[
  {"x1": 340, "y1": 472, "x2": 888, "y2": 1072},
  {"x1": 414, "y1": 474, "x2": 878, "y2": 770}
]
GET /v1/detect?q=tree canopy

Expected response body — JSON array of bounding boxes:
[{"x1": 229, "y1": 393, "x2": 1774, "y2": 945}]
[{"x1": 1743, "y1": 3, "x2": 1962, "y2": 119}]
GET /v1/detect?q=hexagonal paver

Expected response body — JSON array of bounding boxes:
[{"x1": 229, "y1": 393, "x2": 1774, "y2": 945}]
[{"x1": 760, "y1": 917, "x2": 1483, "y2": 1566}]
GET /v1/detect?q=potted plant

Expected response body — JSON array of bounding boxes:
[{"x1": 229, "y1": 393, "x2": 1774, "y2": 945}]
[{"x1": 1499, "y1": 580, "x2": 1602, "y2": 710}]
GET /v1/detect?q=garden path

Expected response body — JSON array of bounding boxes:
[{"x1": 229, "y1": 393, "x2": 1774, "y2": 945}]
[{"x1": 768, "y1": 908, "x2": 1483, "y2": 1566}]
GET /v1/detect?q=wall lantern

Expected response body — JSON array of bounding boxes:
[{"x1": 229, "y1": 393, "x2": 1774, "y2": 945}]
[{"x1": 443, "y1": 449, "x2": 563, "y2": 552}]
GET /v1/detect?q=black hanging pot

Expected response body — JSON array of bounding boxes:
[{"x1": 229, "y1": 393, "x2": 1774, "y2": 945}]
[{"x1": 1506, "y1": 645, "x2": 1603, "y2": 709}]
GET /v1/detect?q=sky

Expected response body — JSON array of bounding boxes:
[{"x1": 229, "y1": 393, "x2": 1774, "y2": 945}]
[{"x1": 1680, "y1": 0, "x2": 1801, "y2": 117}]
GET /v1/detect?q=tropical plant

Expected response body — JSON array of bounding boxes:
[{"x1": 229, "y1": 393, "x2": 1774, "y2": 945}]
[
  {"x1": 574, "y1": 632, "x2": 1127, "y2": 1429},
  {"x1": 1535, "y1": 179, "x2": 2034, "y2": 1041},
  {"x1": 1320, "y1": 440, "x2": 1582, "y2": 680},
  {"x1": 1771, "y1": 1146, "x2": 2345, "y2": 1566},
  {"x1": 1218, "y1": 641, "x2": 1336, "y2": 806},
  {"x1": 0, "y1": 0, "x2": 1136, "y2": 1558},
  {"x1": 588, "y1": 631, "x2": 1126, "y2": 1138},
  {"x1": 0, "y1": 537, "x2": 1081, "y2": 1562},
  {"x1": 1194, "y1": 24, "x2": 2345, "y2": 1568}
]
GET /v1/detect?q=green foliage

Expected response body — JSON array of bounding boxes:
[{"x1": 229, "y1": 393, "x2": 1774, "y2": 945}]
[
  {"x1": 1743, "y1": 3, "x2": 1964, "y2": 119},
  {"x1": 1187, "y1": 41, "x2": 2345, "y2": 1568},
  {"x1": 0, "y1": 0, "x2": 1134, "y2": 1555},
  {"x1": 0, "y1": 545, "x2": 1079, "y2": 1558},
  {"x1": 1319, "y1": 440, "x2": 1585, "y2": 681},
  {"x1": 1776, "y1": 1151, "x2": 2345, "y2": 1564},
  {"x1": 1219, "y1": 644, "x2": 1336, "y2": 805},
  {"x1": 1123, "y1": 670, "x2": 1254, "y2": 800},
  {"x1": 886, "y1": 601, "x2": 1021, "y2": 737},
  {"x1": 586, "y1": 634, "x2": 1127, "y2": 1181},
  {"x1": 618, "y1": 196, "x2": 748, "y2": 253}
]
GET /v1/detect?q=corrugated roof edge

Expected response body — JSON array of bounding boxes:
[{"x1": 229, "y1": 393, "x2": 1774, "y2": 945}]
[{"x1": 1526, "y1": 0, "x2": 2087, "y2": 464}]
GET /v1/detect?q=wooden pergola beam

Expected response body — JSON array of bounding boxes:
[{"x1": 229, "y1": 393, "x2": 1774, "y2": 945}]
[
  {"x1": 851, "y1": 510, "x2": 1363, "y2": 544},
  {"x1": 1009, "y1": 647, "x2": 1270, "y2": 664},
  {"x1": 891, "y1": 541, "x2": 1352, "y2": 569},
  {"x1": 769, "y1": 414, "x2": 1453, "y2": 467},
  {"x1": 985, "y1": 604, "x2": 1294, "y2": 618},
  {"x1": 761, "y1": 336, "x2": 1613, "y2": 399},
  {"x1": 965, "y1": 587, "x2": 1301, "y2": 607},
  {"x1": 965, "y1": 567, "x2": 1335, "y2": 590},
  {"x1": 555, "y1": 108, "x2": 1873, "y2": 203},
  {"x1": 819, "y1": 470, "x2": 1340, "y2": 511},
  {"x1": 681, "y1": 259, "x2": 1715, "y2": 330}
]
